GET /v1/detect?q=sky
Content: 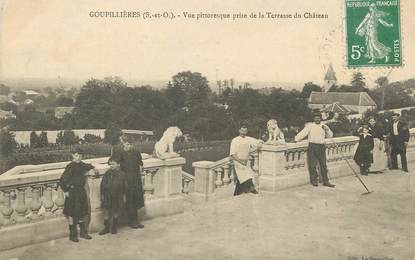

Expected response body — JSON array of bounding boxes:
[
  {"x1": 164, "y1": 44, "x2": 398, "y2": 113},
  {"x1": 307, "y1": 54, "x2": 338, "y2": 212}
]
[{"x1": 0, "y1": 0, "x2": 414, "y2": 88}]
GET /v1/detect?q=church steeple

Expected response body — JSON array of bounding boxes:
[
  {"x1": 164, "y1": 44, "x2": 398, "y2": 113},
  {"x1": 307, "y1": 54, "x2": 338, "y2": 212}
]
[{"x1": 323, "y1": 64, "x2": 337, "y2": 92}]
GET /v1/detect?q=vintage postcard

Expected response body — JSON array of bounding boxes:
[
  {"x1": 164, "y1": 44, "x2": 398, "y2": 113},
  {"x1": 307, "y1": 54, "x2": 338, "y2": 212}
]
[{"x1": 0, "y1": 0, "x2": 414, "y2": 259}]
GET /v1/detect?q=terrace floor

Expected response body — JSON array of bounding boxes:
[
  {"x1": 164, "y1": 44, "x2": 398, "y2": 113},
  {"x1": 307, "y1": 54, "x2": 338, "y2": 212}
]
[{"x1": 2, "y1": 169, "x2": 415, "y2": 260}]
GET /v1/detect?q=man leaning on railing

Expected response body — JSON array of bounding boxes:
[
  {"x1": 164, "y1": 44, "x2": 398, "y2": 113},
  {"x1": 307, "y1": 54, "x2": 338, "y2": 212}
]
[{"x1": 294, "y1": 111, "x2": 336, "y2": 188}]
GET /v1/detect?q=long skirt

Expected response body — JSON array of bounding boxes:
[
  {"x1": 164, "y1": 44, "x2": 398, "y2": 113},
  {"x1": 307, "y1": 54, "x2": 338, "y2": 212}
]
[{"x1": 369, "y1": 138, "x2": 387, "y2": 172}]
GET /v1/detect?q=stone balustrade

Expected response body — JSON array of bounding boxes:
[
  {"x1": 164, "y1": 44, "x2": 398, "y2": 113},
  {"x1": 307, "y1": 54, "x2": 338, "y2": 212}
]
[
  {"x1": 0, "y1": 156, "x2": 185, "y2": 251},
  {"x1": 192, "y1": 152, "x2": 259, "y2": 203}
]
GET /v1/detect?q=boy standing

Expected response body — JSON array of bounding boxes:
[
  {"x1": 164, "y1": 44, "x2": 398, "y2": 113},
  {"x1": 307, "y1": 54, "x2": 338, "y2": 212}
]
[
  {"x1": 60, "y1": 148, "x2": 97, "y2": 242},
  {"x1": 99, "y1": 157, "x2": 127, "y2": 235}
]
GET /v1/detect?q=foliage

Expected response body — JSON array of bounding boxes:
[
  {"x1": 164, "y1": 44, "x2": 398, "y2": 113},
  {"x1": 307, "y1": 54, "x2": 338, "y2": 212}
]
[
  {"x1": 82, "y1": 134, "x2": 102, "y2": 144},
  {"x1": 350, "y1": 72, "x2": 367, "y2": 90},
  {"x1": 56, "y1": 130, "x2": 79, "y2": 145},
  {"x1": 0, "y1": 84, "x2": 11, "y2": 95},
  {"x1": 39, "y1": 131, "x2": 48, "y2": 147},
  {"x1": 0, "y1": 128, "x2": 17, "y2": 157},
  {"x1": 171, "y1": 71, "x2": 211, "y2": 108},
  {"x1": 300, "y1": 82, "x2": 322, "y2": 98},
  {"x1": 30, "y1": 131, "x2": 40, "y2": 148},
  {"x1": 104, "y1": 125, "x2": 122, "y2": 145}
]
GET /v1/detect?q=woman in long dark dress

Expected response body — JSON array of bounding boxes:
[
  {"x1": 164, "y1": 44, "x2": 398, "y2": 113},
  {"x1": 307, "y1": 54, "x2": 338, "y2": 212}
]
[
  {"x1": 112, "y1": 135, "x2": 145, "y2": 229},
  {"x1": 354, "y1": 125, "x2": 375, "y2": 175},
  {"x1": 368, "y1": 117, "x2": 387, "y2": 172},
  {"x1": 60, "y1": 149, "x2": 96, "y2": 242}
]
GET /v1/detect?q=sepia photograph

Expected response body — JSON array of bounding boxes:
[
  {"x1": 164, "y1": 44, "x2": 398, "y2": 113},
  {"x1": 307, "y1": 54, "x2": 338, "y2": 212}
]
[{"x1": 0, "y1": 0, "x2": 414, "y2": 259}]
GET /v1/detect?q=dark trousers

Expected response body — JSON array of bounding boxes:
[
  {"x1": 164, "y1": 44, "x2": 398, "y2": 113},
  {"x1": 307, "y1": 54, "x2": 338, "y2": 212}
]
[
  {"x1": 390, "y1": 144, "x2": 408, "y2": 170},
  {"x1": 307, "y1": 143, "x2": 330, "y2": 185}
]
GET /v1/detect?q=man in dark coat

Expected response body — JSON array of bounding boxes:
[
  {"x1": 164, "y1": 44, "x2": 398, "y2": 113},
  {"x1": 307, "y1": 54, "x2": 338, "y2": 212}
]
[
  {"x1": 60, "y1": 148, "x2": 97, "y2": 242},
  {"x1": 354, "y1": 125, "x2": 374, "y2": 175},
  {"x1": 112, "y1": 135, "x2": 145, "y2": 229},
  {"x1": 388, "y1": 113, "x2": 410, "y2": 172},
  {"x1": 99, "y1": 157, "x2": 127, "y2": 235}
]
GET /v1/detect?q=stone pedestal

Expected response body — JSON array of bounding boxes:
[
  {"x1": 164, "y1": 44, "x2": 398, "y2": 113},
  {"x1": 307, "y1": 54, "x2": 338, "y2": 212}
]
[
  {"x1": 192, "y1": 161, "x2": 214, "y2": 203},
  {"x1": 259, "y1": 144, "x2": 288, "y2": 192}
]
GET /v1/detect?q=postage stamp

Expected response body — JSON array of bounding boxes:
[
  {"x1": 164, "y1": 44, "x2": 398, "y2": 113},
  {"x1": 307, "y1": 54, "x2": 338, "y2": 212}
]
[{"x1": 345, "y1": 0, "x2": 401, "y2": 67}]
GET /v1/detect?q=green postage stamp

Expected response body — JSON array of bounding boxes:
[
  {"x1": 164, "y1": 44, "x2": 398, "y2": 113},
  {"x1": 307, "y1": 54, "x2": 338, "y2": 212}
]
[{"x1": 345, "y1": 0, "x2": 401, "y2": 67}]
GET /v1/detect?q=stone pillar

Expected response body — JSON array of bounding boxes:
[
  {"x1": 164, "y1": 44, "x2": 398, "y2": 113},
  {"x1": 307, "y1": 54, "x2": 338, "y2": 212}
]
[
  {"x1": 192, "y1": 161, "x2": 214, "y2": 203},
  {"x1": 258, "y1": 144, "x2": 289, "y2": 192}
]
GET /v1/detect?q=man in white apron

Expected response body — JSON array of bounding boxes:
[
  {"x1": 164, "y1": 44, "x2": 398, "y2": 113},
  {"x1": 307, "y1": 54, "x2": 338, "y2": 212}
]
[{"x1": 230, "y1": 124, "x2": 263, "y2": 195}]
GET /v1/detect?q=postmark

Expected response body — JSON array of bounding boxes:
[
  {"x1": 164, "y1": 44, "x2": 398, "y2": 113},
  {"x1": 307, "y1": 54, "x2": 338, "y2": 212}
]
[{"x1": 345, "y1": 0, "x2": 401, "y2": 67}]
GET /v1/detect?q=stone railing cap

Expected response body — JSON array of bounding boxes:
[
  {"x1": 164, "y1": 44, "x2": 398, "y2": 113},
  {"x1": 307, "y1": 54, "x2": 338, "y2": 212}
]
[{"x1": 192, "y1": 161, "x2": 214, "y2": 168}]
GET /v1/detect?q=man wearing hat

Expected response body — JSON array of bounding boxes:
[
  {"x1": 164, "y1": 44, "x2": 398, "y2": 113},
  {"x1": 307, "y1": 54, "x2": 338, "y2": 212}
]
[
  {"x1": 294, "y1": 111, "x2": 335, "y2": 187},
  {"x1": 388, "y1": 113, "x2": 410, "y2": 172}
]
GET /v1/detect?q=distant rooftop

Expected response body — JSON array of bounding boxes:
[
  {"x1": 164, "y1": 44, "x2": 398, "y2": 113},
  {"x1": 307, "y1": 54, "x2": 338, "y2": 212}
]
[{"x1": 309, "y1": 92, "x2": 377, "y2": 107}]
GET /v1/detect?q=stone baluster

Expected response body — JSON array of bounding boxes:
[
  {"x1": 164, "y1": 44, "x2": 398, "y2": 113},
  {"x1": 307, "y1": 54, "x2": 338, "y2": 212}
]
[
  {"x1": 294, "y1": 150, "x2": 302, "y2": 168},
  {"x1": 143, "y1": 170, "x2": 155, "y2": 197},
  {"x1": 1, "y1": 190, "x2": 15, "y2": 225},
  {"x1": 343, "y1": 144, "x2": 347, "y2": 158},
  {"x1": 43, "y1": 185, "x2": 55, "y2": 217},
  {"x1": 15, "y1": 188, "x2": 28, "y2": 222},
  {"x1": 252, "y1": 153, "x2": 259, "y2": 172},
  {"x1": 287, "y1": 151, "x2": 294, "y2": 170},
  {"x1": 230, "y1": 164, "x2": 236, "y2": 183},
  {"x1": 29, "y1": 186, "x2": 42, "y2": 220},
  {"x1": 182, "y1": 180, "x2": 190, "y2": 194},
  {"x1": 215, "y1": 167, "x2": 223, "y2": 187},
  {"x1": 298, "y1": 150, "x2": 306, "y2": 168},
  {"x1": 54, "y1": 185, "x2": 65, "y2": 215},
  {"x1": 222, "y1": 165, "x2": 231, "y2": 185}
]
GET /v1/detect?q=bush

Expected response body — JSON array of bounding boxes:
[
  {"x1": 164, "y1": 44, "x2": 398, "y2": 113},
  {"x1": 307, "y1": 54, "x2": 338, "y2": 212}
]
[
  {"x1": 0, "y1": 129, "x2": 17, "y2": 157},
  {"x1": 82, "y1": 134, "x2": 102, "y2": 144},
  {"x1": 39, "y1": 131, "x2": 48, "y2": 147},
  {"x1": 104, "y1": 125, "x2": 122, "y2": 145},
  {"x1": 30, "y1": 131, "x2": 40, "y2": 148},
  {"x1": 56, "y1": 130, "x2": 79, "y2": 145}
]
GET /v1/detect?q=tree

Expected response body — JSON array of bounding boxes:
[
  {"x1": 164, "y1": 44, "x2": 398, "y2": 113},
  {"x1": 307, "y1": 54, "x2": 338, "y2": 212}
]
[
  {"x1": 55, "y1": 96, "x2": 74, "y2": 106},
  {"x1": 0, "y1": 128, "x2": 17, "y2": 157},
  {"x1": 0, "y1": 102, "x2": 18, "y2": 114},
  {"x1": 350, "y1": 72, "x2": 368, "y2": 91},
  {"x1": 172, "y1": 71, "x2": 211, "y2": 108},
  {"x1": 39, "y1": 131, "x2": 48, "y2": 147},
  {"x1": 300, "y1": 82, "x2": 322, "y2": 98},
  {"x1": 375, "y1": 76, "x2": 389, "y2": 110},
  {"x1": 73, "y1": 78, "x2": 116, "y2": 128},
  {"x1": 30, "y1": 131, "x2": 40, "y2": 148},
  {"x1": 56, "y1": 130, "x2": 79, "y2": 145},
  {"x1": 0, "y1": 84, "x2": 10, "y2": 95},
  {"x1": 104, "y1": 124, "x2": 122, "y2": 146}
]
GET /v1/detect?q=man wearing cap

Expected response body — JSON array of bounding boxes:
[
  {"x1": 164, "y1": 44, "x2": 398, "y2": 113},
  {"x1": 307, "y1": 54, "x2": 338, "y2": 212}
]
[
  {"x1": 294, "y1": 112, "x2": 335, "y2": 187},
  {"x1": 388, "y1": 113, "x2": 410, "y2": 172}
]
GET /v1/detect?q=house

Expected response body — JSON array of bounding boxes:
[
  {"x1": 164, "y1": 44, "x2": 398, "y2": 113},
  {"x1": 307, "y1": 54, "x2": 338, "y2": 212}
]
[
  {"x1": 24, "y1": 90, "x2": 41, "y2": 97},
  {"x1": 23, "y1": 99, "x2": 34, "y2": 105},
  {"x1": 308, "y1": 92, "x2": 377, "y2": 114},
  {"x1": 320, "y1": 102, "x2": 352, "y2": 120},
  {"x1": 54, "y1": 106, "x2": 75, "y2": 119},
  {"x1": 0, "y1": 109, "x2": 16, "y2": 119}
]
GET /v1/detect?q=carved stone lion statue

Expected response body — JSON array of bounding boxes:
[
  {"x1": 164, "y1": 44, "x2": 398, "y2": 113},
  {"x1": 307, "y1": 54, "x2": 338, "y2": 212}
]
[
  {"x1": 266, "y1": 119, "x2": 285, "y2": 145},
  {"x1": 154, "y1": 126, "x2": 183, "y2": 159}
]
